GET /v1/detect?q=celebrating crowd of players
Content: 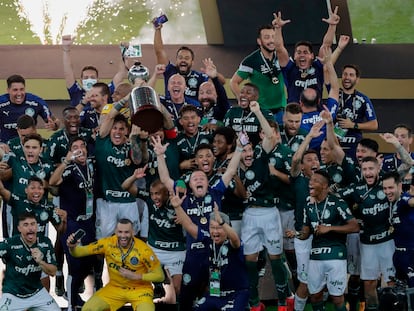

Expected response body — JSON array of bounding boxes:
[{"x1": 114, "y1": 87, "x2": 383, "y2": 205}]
[{"x1": 0, "y1": 4, "x2": 413, "y2": 311}]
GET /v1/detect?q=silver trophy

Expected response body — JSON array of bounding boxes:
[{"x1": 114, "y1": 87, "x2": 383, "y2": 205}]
[{"x1": 129, "y1": 86, "x2": 164, "y2": 134}]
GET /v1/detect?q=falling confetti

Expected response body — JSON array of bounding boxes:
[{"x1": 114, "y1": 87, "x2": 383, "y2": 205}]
[{"x1": 3, "y1": 0, "x2": 206, "y2": 45}]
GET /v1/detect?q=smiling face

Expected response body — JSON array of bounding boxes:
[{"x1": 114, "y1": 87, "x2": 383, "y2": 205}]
[
  {"x1": 209, "y1": 220, "x2": 227, "y2": 245},
  {"x1": 195, "y1": 148, "x2": 215, "y2": 175},
  {"x1": 320, "y1": 140, "x2": 334, "y2": 165},
  {"x1": 241, "y1": 143, "x2": 254, "y2": 169},
  {"x1": 294, "y1": 44, "x2": 314, "y2": 70},
  {"x1": 301, "y1": 152, "x2": 320, "y2": 177},
  {"x1": 179, "y1": 110, "x2": 200, "y2": 136},
  {"x1": 150, "y1": 182, "x2": 168, "y2": 209},
  {"x1": 63, "y1": 109, "x2": 81, "y2": 135},
  {"x1": 116, "y1": 222, "x2": 134, "y2": 248},
  {"x1": 308, "y1": 172, "x2": 329, "y2": 201},
  {"x1": 213, "y1": 134, "x2": 231, "y2": 159},
  {"x1": 189, "y1": 170, "x2": 209, "y2": 198},
  {"x1": 168, "y1": 74, "x2": 186, "y2": 103},
  {"x1": 198, "y1": 82, "x2": 217, "y2": 110},
  {"x1": 110, "y1": 120, "x2": 128, "y2": 146},
  {"x1": 89, "y1": 86, "x2": 107, "y2": 111},
  {"x1": 361, "y1": 159, "x2": 380, "y2": 186},
  {"x1": 394, "y1": 127, "x2": 412, "y2": 151},
  {"x1": 8, "y1": 82, "x2": 26, "y2": 105},
  {"x1": 175, "y1": 49, "x2": 194, "y2": 75},
  {"x1": 238, "y1": 85, "x2": 258, "y2": 109},
  {"x1": 18, "y1": 216, "x2": 38, "y2": 246},
  {"x1": 383, "y1": 177, "x2": 401, "y2": 203},
  {"x1": 25, "y1": 180, "x2": 44, "y2": 204},
  {"x1": 70, "y1": 139, "x2": 87, "y2": 165},
  {"x1": 23, "y1": 138, "x2": 42, "y2": 164},
  {"x1": 341, "y1": 67, "x2": 359, "y2": 91},
  {"x1": 257, "y1": 28, "x2": 275, "y2": 54}
]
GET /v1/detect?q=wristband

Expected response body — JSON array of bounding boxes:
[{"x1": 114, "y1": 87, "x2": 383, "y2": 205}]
[
  {"x1": 63, "y1": 159, "x2": 71, "y2": 165},
  {"x1": 236, "y1": 146, "x2": 244, "y2": 152},
  {"x1": 114, "y1": 102, "x2": 124, "y2": 112}
]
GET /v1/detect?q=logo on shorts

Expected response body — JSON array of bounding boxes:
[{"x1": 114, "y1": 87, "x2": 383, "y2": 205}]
[
  {"x1": 183, "y1": 273, "x2": 191, "y2": 285},
  {"x1": 130, "y1": 256, "x2": 139, "y2": 265}
]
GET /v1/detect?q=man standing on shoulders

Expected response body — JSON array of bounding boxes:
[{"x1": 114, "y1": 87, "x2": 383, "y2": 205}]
[{"x1": 231, "y1": 24, "x2": 286, "y2": 124}]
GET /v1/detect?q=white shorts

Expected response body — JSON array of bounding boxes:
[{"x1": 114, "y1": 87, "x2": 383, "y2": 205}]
[
  {"x1": 96, "y1": 199, "x2": 140, "y2": 239},
  {"x1": 280, "y1": 209, "x2": 295, "y2": 250},
  {"x1": 307, "y1": 259, "x2": 347, "y2": 296},
  {"x1": 231, "y1": 220, "x2": 242, "y2": 237},
  {"x1": 294, "y1": 235, "x2": 313, "y2": 283},
  {"x1": 241, "y1": 207, "x2": 283, "y2": 256},
  {"x1": 0, "y1": 287, "x2": 60, "y2": 311},
  {"x1": 346, "y1": 232, "x2": 361, "y2": 275},
  {"x1": 152, "y1": 248, "x2": 186, "y2": 276},
  {"x1": 360, "y1": 239, "x2": 396, "y2": 282}
]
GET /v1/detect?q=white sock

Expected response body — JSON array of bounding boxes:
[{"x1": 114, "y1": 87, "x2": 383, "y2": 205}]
[{"x1": 294, "y1": 293, "x2": 307, "y2": 311}]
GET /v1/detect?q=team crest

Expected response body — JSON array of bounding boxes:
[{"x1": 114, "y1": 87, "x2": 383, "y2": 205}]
[
  {"x1": 291, "y1": 142, "x2": 299, "y2": 152},
  {"x1": 188, "y1": 77, "x2": 197, "y2": 88},
  {"x1": 25, "y1": 108, "x2": 35, "y2": 117},
  {"x1": 200, "y1": 138, "x2": 210, "y2": 144},
  {"x1": 40, "y1": 211, "x2": 48, "y2": 221},
  {"x1": 269, "y1": 157, "x2": 276, "y2": 166},
  {"x1": 221, "y1": 245, "x2": 228, "y2": 256},
  {"x1": 130, "y1": 256, "x2": 139, "y2": 265},
  {"x1": 308, "y1": 67, "x2": 315, "y2": 75},
  {"x1": 354, "y1": 100, "x2": 362, "y2": 110},
  {"x1": 245, "y1": 170, "x2": 255, "y2": 180},
  {"x1": 333, "y1": 173, "x2": 342, "y2": 183},
  {"x1": 183, "y1": 273, "x2": 191, "y2": 285},
  {"x1": 322, "y1": 209, "x2": 331, "y2": 219},
  {"x1": 204, "y1": 195, "x2": 212, "y2": 204},
  {"x1": 377, "y1": 190, "x2": 385, "y2": 200}
]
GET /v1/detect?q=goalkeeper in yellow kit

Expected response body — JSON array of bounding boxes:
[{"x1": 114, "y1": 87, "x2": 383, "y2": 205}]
[{"x1": 67, "y1": 218, "x2": 164, "y2": 311}]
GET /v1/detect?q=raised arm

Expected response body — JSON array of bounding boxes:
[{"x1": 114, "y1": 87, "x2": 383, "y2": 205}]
[
  {"x1": 320, "y1": 46, "x2": 339, "y2": 102},
  {"x1": 151, "y1": 135, "x2": 174, "y2": 192},
  {"x1": 290, "y1": 121, "x2": 324, "y2": 177},
  {"x1": 122, "y1": 165, "x2": 147, "y2": 197},
  {"x1": 213, "y1": 206, "x2": 240, "y2": 248},
  {"x1": 221, "y1": 137, "x2": 243, "y2": 187},
  {"x1": 0, "y1": 178, "x2": 11, "y2": 202},
  {"x1": 321, "y1": 108, "x2": 345, "y2": 164},
  {"x1": 129, "y1": 125, "x2": 149, "y2": 165},
  {"x1": 229, "y1": 72, "x2": 244, "y2": 101},
  {"x1": 153, "y1": 24, "x2": 169, "y2": 66},
  {"x1": 319, "y1": 5, "x2": 340, "y2": 57},
  {"x1": 170, "y1": 192, "x2": 198, "y2": 239},
  {"x1": 380, "y1": 133, "x2": 414, "y2": 177},
  {"x1": 331, "y1": 34, "x2": 350, "y2": 65},
  {"x1": 249, "y1": 101, "x2": 276, "y2": 153},
  {"x1": 112, "y1": 43, "x2": 129, "y2": 88},
  {"x1": 62, "y1": 35, "x2": 76, "y2": 88},
  {"x1": 272, "y1": 11, "x2": 291, "y2": 67}
]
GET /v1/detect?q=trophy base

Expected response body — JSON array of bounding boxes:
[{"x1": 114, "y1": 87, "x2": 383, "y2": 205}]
[{"x1": 131, "y1": 106, "x2": 164, "y2": 134}]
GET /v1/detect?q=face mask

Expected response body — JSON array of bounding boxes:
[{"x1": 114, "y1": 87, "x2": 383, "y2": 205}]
[{"x1": 82, "y1": 78, "x2": 97, "y2": 91}]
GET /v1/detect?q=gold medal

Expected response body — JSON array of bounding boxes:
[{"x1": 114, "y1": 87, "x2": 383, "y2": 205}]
[
  {"x1": 150, "y1": 167, "x2": 156, "y2": 175},
  {"x1": 301, "y1": 72, "x2": 308, "y2": 79},
  {"x1": 388, "y1": 226, "x2": 394, "y2": 234},
  {"x1": 124, "y1": 158, "x2": 131, "y2": 166},
  {"x1": 272, "y1": 77, "x2": 279, "y2": 84},
  {"x1": 200, "y1": 217, "x2": 207, "y2": 225}
]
